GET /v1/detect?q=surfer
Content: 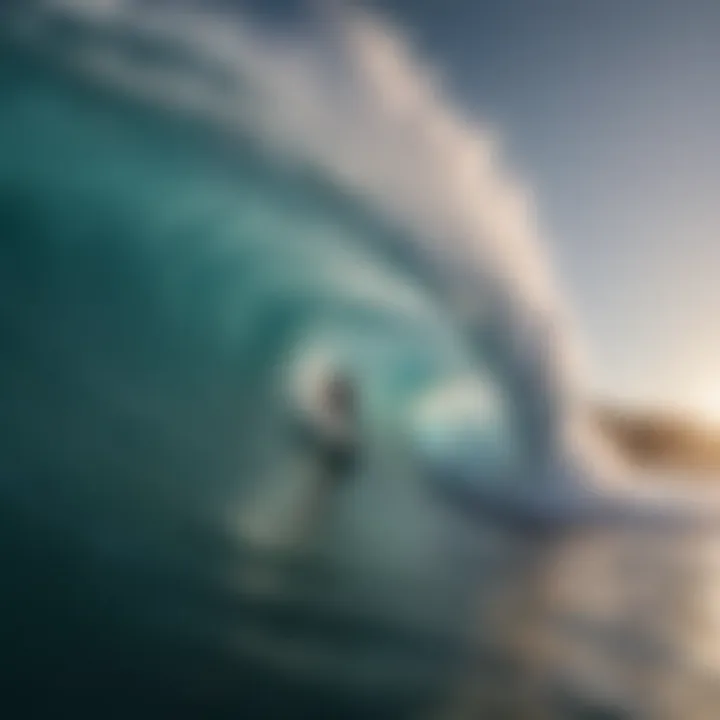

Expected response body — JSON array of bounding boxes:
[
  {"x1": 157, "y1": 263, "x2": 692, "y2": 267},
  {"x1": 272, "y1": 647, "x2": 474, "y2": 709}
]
[
  {"x1": 238, "y1": 365, "x2": 362, "y2": 552},
  {"x1": 294, "y1": 368, "x2": 361, "y2": 484},
  {"x1": 274, "y1": 366, "x2": 362, "y2": 550}
]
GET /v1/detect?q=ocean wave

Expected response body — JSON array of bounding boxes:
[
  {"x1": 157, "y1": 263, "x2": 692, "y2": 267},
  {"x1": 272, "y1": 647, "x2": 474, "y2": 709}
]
[
  {"x1": 0, "y1": 0, "x2": 586, "y2": 461},
  {"x1": 0, "y1": 3, "x2": 616, "y2": 715}
]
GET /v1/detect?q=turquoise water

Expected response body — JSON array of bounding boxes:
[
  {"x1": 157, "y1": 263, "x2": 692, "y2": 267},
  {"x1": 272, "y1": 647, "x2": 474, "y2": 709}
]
[
  {"x1": 0, "y1": 10, "x2": 530, "y2": 716},
  {"x1": 3, "y1": 4, "x2": 720, "y2": 719}
]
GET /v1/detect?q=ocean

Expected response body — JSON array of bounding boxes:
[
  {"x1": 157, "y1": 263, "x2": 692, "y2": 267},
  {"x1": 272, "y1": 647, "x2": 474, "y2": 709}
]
[{"x1": 2, "y1": 2, "x2": 720, "y2": 718}]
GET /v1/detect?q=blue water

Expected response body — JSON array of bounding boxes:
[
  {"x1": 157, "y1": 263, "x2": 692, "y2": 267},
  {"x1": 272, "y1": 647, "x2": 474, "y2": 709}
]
[{"x1": 3, "y1": 3, "x2": 720, "y2": 718}]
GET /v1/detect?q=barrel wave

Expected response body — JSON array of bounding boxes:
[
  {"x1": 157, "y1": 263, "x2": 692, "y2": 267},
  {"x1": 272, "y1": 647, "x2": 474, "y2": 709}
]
[{"x1": 0, "y1": 2, "x2": 603, "y2": 718}]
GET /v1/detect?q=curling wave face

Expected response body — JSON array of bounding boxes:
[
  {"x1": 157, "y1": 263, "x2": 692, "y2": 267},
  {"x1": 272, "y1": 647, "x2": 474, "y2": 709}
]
[{"x1": 0, "y1": 2, "x2": 637, "y2": 717}]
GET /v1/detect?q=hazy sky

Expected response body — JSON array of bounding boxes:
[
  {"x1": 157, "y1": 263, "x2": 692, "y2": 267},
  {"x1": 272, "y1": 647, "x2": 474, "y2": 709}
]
[
  {"x1": 248, "y1": 0, "x2": 720, "y2": 414},
  {"x1": 367, "y1": 0, "x2": 720, "y2": 416}
]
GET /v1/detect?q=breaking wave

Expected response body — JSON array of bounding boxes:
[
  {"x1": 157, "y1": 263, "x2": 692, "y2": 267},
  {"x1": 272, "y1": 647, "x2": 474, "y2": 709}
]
[{"x1": 0, "y1": 2, "x2": 627, "y2": 715}]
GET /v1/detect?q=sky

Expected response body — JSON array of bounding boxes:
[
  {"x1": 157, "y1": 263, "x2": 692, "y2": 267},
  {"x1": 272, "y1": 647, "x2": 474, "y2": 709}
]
[
  {"x1": 243, "y1": 0, "x2": 720, "y2": 416},
  {"x1": 361, "y1": 0, "x2": 720, "y2": 417}
]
